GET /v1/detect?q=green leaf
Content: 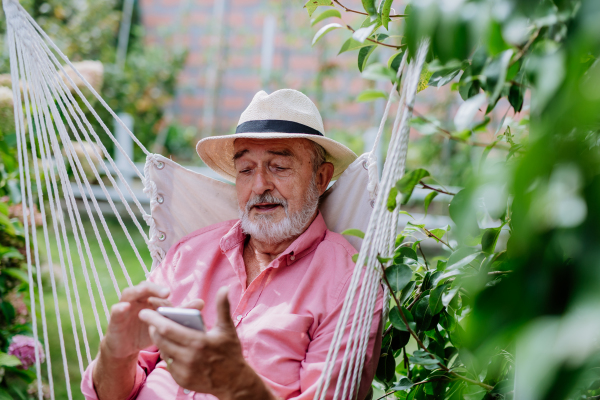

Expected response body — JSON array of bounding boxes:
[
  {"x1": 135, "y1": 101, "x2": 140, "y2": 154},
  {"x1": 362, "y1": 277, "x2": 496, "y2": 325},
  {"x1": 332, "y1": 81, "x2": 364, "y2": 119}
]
[
  {"x1": 0, "y1": 351, "x2": 21, "y2": 367},
  {"x1": 424, "y1": 191, "x2": 438, "y2": 215},
  {"x1": 448, "y1": 189, "x2": 480, "y2": 238},
  {"x1": 418, "y1": 64, "x2": 433, "y2": 92},
  {"x1": 428, "y1": 66, "x2": 461, "y2": 88},
  {"x1": 454, "y1": 93, "x2": 486, "y2": 132},
  {"x1": 409, "y1": 350, "x2": 444, "y2": 369},
  {"x1": 391, "y1": 377, "x2": 415, "y2": 391},
  {"x1": 352, "y1": 22, "x2": 378, "y2": 43},
  {"x1": 357, "y1": 89, "x2": 388, "y2": 102},
  {"x1": 413, "y1": 294, "x2": 435, "y2": 331},
  {"x1": 390, "y1": 328, "x2": 411, "y2": 350},
  {"x1": 399, "y1": 281, "x2": 415, "y2": 304},
  {"x1": 0, "y1": 388, "x2": 14, "y2": 400},
  {"x1": 482, "y1": 49, "x2": 513, "y2": 110},
  {"x1": 394, "y1": 247, "x2": 418, "y2": 263},
  {"x1": 376, "y1": 352, "x2": 396, "y2": 383},
  {"x1": 396, "y1": 169, "x2": 430, "y2": 204},
  {"x1": 387, "y1": 187, "x2": 398, "y2": 211},
  {"x1": 388, "y1": 51, "x2": 404, "y2": 72},
  {"x1": 361, "y1": 0, "x2": 377, "y2": 19},
  {"x1": 380, "y1": 0, "x2": 394, "y2": 29},
  {"x1": 439, "y1": 311, "x2": 457, "y2": 331},
  {"x1": 342, "y1": 229, "x2": 365, "y2": 240},
  {"x1": 358, "y1": 45, "x2": 376, "y2": 72},
  {"x1": 362, "y1": 63, "x2": 398, "y2": 82},
  {"x1": 429, "y1": 283, "x2": 450, "y2": 315},
  {"x1": 385, "y1": 263, "x2": 413, "y2": 292},
  {"x1": 399, "y1": 210, "x2": 413, "y2": 218},
  {"x1": 352, "y1": 253, "x2": 359, "y2": 263},
  {"x1": 508, "y1": 83, "x2": 524, "y2": 113},
  {"x1": 481, "y1": 227, "x2": 501, "y2": 253},
  {"x1": 312, "y1": 23, "x2": 343, "y2": 46},
  {"x1": 0, "y1": 212, "x2": 16, "y2": 235},
  {"x1": 339, "y1": 38, "x2": 373, "y2": 54},
  {"x1": 3, "y1": 267, "x2": 28, "y2": 282},
  {"x1": 304, "y1": 0, "x2": 334, "y2": 17},
  {"x1": 311, "y1": 8, "x2": 341, "y2": 26},
  {"x1": 428, "y1": 226, "x2": 448, "y2": 242},
  {"x1": 389, "y1": 306, "x2": 416, "y2": 332},
  {"x1": 442, "y1": 286, "x2": 460, "y2": 308}
]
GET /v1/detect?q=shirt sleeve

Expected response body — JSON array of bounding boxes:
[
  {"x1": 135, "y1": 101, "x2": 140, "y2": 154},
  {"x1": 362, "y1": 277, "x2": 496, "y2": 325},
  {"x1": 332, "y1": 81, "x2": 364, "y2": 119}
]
[
  {"x1": 289, "y1": 276, "x2": 384, "y2": 400},
  {"x1": 80, "y1": 346, "x2": 161, "y2": 400}
]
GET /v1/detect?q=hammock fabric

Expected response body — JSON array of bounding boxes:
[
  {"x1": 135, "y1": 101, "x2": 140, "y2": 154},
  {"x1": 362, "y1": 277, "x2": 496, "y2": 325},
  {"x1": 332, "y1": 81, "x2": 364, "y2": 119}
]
[{"x1": 3, "y1": 0, "x2": 428, "y2": 398}]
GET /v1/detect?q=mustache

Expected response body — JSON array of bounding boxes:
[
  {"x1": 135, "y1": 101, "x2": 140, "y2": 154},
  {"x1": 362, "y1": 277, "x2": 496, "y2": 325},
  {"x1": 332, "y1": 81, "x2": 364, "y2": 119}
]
[{"x1": 245, "y1": 192, "x2": 287, "y2": 213}]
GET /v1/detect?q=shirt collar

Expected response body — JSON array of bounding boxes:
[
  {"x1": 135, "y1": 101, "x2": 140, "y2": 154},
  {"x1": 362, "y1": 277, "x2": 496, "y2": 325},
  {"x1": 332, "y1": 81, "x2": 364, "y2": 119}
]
[{"x1": 220, "y1": 212, "x2": 328, "y2": 268}]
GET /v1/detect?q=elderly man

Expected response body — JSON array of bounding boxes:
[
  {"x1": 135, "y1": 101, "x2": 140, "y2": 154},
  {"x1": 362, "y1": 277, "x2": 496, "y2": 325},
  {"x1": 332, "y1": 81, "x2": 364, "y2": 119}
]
[{"x1": 81, "y1": 89, "x2": 383, "y2": 400}]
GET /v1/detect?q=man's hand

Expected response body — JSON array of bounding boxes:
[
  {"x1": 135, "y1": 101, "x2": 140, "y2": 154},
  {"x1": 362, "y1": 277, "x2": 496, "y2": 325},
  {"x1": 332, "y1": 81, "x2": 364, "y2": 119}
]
[
  {"x1": 138, "y1": 286, "x2": 276, "y2": 400},
  {"x1": 103, "y1": 281, "x2": 172, "y2": 359}
]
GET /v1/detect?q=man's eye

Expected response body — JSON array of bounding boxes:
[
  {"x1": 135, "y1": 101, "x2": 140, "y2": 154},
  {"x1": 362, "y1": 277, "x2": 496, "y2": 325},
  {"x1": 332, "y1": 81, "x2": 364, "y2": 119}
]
[{"x1": 239, "y1": 169, "x2": 251, "y2": 174}]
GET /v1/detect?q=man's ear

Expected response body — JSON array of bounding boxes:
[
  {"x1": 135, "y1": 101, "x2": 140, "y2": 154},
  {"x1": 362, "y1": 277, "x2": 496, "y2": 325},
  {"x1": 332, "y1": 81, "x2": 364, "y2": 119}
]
[{"x1": 316, "y1": 162, "x2": 335, "y2": 195}]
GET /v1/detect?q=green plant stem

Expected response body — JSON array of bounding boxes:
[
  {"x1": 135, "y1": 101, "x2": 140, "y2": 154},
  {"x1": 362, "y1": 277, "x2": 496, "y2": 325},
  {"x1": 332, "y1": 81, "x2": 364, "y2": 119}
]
[
  {"x1": 419, "y1": 181, "x2": 456, "y2": 196},
  {"x1": 488, "y1": 270, "x2": 513, "y2": 275},
  {"x1": 423, "y1": 227, "x2": 454, "y2": 251},
  {"x1": 345, "y1": 25, "x2": 404, "y2": 49},
  {"x1": 333, "y1": 0, "x2": 407, "y2": 18},
  {"x1": 375, "y1": 378, "x2": 449, "y2": 400},
  {"x1": 417, "y1": 242, "x2": 429, "y2": 270},
  {"x1": 411, "y1": 109, "x2": 512, "y2": 151},
  {"x1": 509, "y1": 28, "x2": 541, "y2": 67},
  {"x1": 407, "y1": 290, "x2": 423, "y2": 310},
  {"x1": 380, "y1": 260, "x2": 494, "y2": 392}
]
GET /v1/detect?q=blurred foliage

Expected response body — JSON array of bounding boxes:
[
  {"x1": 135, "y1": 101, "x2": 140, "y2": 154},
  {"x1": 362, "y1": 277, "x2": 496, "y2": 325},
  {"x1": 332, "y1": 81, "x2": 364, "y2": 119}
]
[
  {"x1": 0, "y1": 124, "x2": 43, "y2": 399},
  {"x1": 0, "y1": 0, "x2": 187, "y2": 161},
  {"x1": 307, "y1": 0, "x2": 600, "y2": 398}
]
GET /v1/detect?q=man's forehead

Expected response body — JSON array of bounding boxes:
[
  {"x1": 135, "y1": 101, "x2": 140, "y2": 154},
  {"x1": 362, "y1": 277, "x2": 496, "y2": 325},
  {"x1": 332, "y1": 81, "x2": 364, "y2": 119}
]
[{"x1": 233, "y1": 138, "x2": 308, "y2": 160}]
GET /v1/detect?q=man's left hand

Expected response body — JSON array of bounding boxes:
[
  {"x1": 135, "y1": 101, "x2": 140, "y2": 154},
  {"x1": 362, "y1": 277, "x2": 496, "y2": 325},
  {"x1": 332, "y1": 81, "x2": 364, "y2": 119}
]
[{"x1": 138, "y1": 286, "x2": 275, "y2": 400}]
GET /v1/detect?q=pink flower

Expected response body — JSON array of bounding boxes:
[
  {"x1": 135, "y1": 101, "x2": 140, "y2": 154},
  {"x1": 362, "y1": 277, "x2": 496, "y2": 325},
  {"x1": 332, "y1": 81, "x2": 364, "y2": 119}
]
[{"x1": 7, "y1": 335, "x2": 45, "y2": 369}]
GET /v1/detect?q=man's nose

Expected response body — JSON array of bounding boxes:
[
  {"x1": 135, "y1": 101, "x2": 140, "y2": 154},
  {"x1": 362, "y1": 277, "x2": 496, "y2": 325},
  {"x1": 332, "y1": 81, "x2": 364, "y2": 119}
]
[{"x1": 252, "y1": 167, "x2": 274, "y2": 195}]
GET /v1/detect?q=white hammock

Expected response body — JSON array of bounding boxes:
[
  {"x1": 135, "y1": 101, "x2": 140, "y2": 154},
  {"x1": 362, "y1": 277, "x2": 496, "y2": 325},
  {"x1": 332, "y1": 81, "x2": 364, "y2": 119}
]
[{"x1": 3, "y1": 0, "x2": 428, "y2": 398}]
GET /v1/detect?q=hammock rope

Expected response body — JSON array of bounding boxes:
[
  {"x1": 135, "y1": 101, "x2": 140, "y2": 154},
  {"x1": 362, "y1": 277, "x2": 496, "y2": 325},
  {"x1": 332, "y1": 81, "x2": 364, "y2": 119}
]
[{"x1": 3, "y1": 0, "x2": 429, "y2": 398}]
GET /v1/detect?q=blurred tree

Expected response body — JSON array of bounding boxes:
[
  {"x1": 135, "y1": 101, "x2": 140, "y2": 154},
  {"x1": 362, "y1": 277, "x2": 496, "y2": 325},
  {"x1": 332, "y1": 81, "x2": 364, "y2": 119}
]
[{"x1": 305, "y1": 0, "x2": 600, "y2": 398}]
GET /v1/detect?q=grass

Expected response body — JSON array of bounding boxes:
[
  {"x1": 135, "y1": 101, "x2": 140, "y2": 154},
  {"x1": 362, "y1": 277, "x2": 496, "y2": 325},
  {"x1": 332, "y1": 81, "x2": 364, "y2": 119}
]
[{"x1": 36, "y1": 214, "x2": 150, "y2": 399}]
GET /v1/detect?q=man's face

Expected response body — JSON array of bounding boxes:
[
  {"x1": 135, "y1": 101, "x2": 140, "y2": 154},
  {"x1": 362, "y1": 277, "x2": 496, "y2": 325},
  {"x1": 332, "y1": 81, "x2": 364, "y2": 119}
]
[{"x1": 233, "y1": 138, "x2": 332, "y2": 244}]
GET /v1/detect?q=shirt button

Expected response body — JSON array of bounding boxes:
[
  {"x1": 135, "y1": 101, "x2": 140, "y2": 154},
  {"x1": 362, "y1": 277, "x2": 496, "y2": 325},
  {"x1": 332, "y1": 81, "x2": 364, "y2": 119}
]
[
  {"x1": 236, "y1": 315, "x2": 242, "y2": 321},
  {"x1": 290, "y1": 255, "x2": 295, "y2": 261},
  {"x1": 183, "y1": 389, "x2": 190, "y2": 394}
]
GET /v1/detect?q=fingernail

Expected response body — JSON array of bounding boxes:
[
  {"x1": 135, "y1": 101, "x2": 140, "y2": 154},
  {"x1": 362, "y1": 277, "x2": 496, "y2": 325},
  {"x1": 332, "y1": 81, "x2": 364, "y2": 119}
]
[
  {"x1": 160, "y1": 288, "x2": 170, "y2": 296},
  {"x1": 139, "y1": 309, "x2": 150, "y2": 319}
]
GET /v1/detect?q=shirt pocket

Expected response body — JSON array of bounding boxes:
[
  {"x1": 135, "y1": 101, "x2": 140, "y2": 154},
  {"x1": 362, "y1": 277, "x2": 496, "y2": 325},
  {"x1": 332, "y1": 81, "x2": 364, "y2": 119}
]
[{"x1": 246, "y1": 314, "x2": 313, "y2": 386}]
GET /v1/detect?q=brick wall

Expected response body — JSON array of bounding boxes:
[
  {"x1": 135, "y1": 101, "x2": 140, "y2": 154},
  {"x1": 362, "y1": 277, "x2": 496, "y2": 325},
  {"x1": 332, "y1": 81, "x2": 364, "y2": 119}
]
[{"x1": 138, "y1": 0, "x2": 384, "y2": 147}]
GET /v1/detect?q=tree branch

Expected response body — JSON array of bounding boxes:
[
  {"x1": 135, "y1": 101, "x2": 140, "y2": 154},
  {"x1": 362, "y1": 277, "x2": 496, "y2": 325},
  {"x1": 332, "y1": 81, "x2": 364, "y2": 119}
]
[
  {"x1": 417, "y1": 242, "x2": 429, "y2": 270},
  {"x1": 423, "y1": 227, "x2": 454, "y2": 251},
  {"x1": 375, "y1": 378, "x2": 448, "y2": 400},
  {"x1": 411, "y1": 109, "x2": 512, "y2": 151},
  {"x1": 333, "y1": 0, "x2": 407, "y2": 18},
  {"x1": 345, "y1": 25, "x2": 404, "y2": 49},
  {"x1": 419, "y1": 181, "x2": 456, "y2": 196},
  {"x1": 509, "y1": 28, "x2": 540, "y2": 67}
]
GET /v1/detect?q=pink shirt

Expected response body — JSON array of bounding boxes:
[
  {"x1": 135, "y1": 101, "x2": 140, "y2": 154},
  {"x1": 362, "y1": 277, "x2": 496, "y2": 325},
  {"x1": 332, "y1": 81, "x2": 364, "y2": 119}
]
[{"x1": 81, "y1": 213, "x2": 383, "y2": 400}]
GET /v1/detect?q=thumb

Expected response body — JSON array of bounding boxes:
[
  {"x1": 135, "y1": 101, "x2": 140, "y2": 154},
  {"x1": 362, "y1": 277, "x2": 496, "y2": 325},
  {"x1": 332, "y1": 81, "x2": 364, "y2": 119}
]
[
  {"x1": 182, "y1": 299, "x2": 205, "y2": 312},
  {"x1": 215, "y1": 286, "x2": 235, "y2": 331}
]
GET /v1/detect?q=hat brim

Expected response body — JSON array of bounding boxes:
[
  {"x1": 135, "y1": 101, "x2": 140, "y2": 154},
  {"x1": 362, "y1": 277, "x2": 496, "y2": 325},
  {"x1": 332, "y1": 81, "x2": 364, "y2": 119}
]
[{"x1": 196, "y1": 133, "x2": 358, "y2": 183}]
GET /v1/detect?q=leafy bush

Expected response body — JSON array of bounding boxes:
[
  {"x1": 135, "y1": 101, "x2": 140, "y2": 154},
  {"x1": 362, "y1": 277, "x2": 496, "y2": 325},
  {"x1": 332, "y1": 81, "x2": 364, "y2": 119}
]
[{"x1": 307, "y1": 0, "x2": 600, "y2": 398}]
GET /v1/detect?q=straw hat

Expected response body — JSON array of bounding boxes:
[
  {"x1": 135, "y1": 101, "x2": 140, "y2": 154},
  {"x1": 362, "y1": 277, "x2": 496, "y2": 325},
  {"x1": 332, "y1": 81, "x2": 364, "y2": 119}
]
[{"x1": 196, "y1": 89, "x2": 358, "y2": 183}]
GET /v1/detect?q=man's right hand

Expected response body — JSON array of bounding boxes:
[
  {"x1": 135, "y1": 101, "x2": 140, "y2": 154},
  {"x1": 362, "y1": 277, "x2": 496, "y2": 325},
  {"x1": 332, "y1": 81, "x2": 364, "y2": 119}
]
[
  {"x1": 92, "y1": 281, "x2": 171, "y2": 400},
  {"x1": 102, "y1": 281, "x2": 171, "y2": 359}
]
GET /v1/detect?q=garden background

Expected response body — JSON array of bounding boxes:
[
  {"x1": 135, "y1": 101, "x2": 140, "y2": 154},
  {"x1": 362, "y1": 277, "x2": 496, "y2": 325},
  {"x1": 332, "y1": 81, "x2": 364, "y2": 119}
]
[{"x1": 1, "y1": 0, "x2": 599, "y2": 399}]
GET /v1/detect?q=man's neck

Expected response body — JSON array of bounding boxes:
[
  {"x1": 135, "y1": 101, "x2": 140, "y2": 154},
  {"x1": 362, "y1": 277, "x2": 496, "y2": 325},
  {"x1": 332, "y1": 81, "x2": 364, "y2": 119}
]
[{"x1": 242, "y1": 212, "x2": 318, "y2": 286}]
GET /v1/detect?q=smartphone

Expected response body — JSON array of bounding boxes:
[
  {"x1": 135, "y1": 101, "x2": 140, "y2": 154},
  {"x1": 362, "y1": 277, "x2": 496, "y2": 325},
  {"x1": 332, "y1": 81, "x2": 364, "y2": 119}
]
[{"x1": 157, "y1": 307, "x2": 206, "y2": 331}]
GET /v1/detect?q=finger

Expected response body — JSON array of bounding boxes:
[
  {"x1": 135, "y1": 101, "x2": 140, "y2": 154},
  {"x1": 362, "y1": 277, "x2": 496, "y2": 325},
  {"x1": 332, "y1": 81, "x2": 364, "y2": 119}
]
[
  {"x1": 214, "y1": 286, "x2": 235, "y2": 331},
  {"x1": 149, "y1": 327, "x2": 191, "y2": 361},
  {"x1": 182, "y1": 299, "x2": 204, "y2": 312},
  {"x1": 139, "y1": 309, "x2": 200, "y2": 346},
  {"x1": 108, "y1": 302, "x2": 131, "y2": 323},
  {"x1": 148, "y1": 297, "x2": 173, "y2": 309},
  {"x1": 121, "y1": 281, "x2": 170, "y2": 303}
]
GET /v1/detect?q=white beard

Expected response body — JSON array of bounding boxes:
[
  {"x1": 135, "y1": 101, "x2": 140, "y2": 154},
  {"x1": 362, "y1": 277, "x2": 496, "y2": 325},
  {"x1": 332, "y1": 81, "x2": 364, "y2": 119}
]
[{"x1": 239, "y1": 176, "x2": 320, "y2": 245}]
